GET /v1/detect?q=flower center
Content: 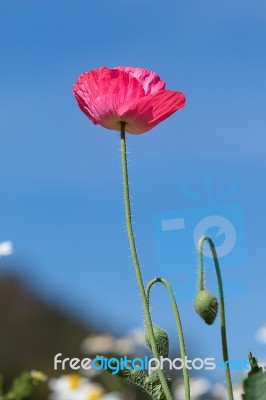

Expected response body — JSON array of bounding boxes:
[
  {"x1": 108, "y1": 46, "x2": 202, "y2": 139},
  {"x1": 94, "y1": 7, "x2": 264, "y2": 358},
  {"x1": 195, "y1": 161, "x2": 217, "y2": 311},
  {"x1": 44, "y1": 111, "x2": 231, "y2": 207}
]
[
  {"x1": 68, "y1": 374, "x2": 81, "y2": 389},
  {"x1": 86, "y1": 394, "x2": 102, "y2": 400}
]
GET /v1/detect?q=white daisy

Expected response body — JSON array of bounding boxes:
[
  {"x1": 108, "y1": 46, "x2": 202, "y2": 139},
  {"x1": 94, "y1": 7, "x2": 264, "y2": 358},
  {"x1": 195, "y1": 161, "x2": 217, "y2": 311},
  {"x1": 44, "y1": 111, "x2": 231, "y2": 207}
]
[{"x1": 0, "y1": 241, "x2": 13, "y2": 257}]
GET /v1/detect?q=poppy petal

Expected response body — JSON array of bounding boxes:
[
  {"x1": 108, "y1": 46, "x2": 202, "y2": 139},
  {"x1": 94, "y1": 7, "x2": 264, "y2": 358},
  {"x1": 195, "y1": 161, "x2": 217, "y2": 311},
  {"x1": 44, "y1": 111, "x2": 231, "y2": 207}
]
[
  {"x1": 118, "y1": 90, "x2": 186, "y2": 134},
  {"x1": 115, "y1": 66, "x2": 165, "y2": 95},
  {"x1": 73, "y1": 67, "x2": 145, "y2": 127}
]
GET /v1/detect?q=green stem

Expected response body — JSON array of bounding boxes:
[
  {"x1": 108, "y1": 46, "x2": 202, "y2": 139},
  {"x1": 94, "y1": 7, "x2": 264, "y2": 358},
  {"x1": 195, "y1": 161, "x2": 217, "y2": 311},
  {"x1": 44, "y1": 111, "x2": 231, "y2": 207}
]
[
  {"x1": 120, "y1": 122, "x2": 173, "y2": 400},
  {"x1": 198, "y1": 236, "x2": 234, "y2": 400},
  {"x1": 146, "y1": 278, "x2": 191, "y2": 400}
]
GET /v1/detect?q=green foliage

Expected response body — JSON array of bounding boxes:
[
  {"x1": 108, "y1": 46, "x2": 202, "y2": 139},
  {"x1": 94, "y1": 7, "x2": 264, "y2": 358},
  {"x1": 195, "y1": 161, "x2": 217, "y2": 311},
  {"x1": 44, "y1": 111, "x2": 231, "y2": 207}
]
[
  {"x1": 10, "y1": 372, "x2": 33, "y2": 399},
  {"x1": 242, "y1": 352, "x2": 266, "y2": 400},
  {"x1": 194, "y1": 290, "x2": 218, "y2": 325},
  {"x1": 0, "y1": 375, "x2": 3, "y2": 397},
  {"x1": 106, "y1": 358, "x2": 172, "y2": 400},
  {"x1": 0, "y1": 371, "x2": 46, "y2": 400},
  {"x1": 145, "y1": 326, "x2": 169, "y2": 358}
]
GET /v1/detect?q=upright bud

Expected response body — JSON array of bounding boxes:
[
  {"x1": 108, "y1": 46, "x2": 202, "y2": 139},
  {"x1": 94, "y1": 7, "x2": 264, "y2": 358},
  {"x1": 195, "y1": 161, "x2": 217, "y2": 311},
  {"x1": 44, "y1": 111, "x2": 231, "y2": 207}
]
[
  {"x1": 145, "y1": 326, "x2": 169, "y2": 358},
  {"x1": 195, "y1": 290, "x2": 218, "y2": 325}
]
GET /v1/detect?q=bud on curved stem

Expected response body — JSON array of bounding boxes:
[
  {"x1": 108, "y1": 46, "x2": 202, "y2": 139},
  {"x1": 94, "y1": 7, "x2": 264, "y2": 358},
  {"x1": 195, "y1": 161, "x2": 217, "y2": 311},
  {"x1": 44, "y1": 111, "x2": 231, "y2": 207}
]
[
  {"x1": 196, "y1": 236, "x2": 234, "y2": 400},
  {"x1": 195, "y1": 289, "x2": 218, "y2": 325},
  {"x1": 146, "y1": 278, "x2": 191, "y2": 400}
]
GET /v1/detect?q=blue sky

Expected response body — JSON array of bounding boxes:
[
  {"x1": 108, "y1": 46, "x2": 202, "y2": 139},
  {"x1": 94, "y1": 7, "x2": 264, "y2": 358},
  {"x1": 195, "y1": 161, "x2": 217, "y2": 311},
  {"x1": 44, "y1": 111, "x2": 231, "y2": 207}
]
[{"x1": 1, "y1": 0, "x2": 266, "y2": 383}]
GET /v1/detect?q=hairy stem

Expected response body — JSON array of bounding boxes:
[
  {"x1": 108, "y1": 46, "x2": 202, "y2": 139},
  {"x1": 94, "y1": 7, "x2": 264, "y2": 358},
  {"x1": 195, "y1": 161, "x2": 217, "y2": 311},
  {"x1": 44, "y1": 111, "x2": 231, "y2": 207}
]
[
  {"x1": 146, "y1": 278, "x2": 190, "y2": 400},
  {"x1": 198, "y1": 236, "x2": 234, "y2": 400},
  {"x1": 120, "y1": 122, "x2": 173, "y2": 400}
]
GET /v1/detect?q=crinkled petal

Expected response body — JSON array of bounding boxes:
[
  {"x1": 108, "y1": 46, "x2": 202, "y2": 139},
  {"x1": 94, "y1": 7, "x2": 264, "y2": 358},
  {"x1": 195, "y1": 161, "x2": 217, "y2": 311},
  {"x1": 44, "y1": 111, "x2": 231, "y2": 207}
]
[
  {"x1": 115, "y1": 66, "x2": 165, "y2": 95},
  {"x1": 118, "y1": 90, "x2": 186, "y2": 134},
  {"x1": 73, "y1": 67, "x2": 145, "y2": 127}
]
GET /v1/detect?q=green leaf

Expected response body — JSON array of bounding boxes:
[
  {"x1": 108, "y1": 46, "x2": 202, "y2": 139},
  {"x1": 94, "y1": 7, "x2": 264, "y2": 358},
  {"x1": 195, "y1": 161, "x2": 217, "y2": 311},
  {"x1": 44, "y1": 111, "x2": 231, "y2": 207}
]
[
  {"x1": 105, "y1": 358, "x2": 172, "y2": 400},
  {"x1": 10, "y1": 372, "x2": 33, "y2": 399},
  {"x1": 242, "y1": 352, "x2": 266, "y2": 400}
]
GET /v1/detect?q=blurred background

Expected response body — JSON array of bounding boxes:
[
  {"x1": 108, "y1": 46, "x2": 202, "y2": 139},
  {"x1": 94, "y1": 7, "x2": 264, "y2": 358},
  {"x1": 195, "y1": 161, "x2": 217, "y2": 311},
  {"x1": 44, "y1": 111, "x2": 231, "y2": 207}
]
[{"x1": 0, "y1": 0, "x2": 266, "y2": 398}]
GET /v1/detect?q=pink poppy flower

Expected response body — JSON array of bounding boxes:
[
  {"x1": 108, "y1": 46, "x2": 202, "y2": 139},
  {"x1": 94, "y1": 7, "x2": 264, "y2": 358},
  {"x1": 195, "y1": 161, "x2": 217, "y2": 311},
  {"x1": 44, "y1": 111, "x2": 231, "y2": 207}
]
[{"x1": 73, "y1": 66, "x2": 186, "y2": 134}]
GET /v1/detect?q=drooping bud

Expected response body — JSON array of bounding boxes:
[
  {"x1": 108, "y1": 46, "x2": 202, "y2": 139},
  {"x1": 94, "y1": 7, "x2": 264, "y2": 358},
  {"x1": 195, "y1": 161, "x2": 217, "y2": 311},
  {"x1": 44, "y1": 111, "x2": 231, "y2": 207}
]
[
  {"x1": 195, "y1": 290, "x2": 218, "y2": 325},
  {"x1": 145, "y1": 326, "x2": 169, "y2": 358}
]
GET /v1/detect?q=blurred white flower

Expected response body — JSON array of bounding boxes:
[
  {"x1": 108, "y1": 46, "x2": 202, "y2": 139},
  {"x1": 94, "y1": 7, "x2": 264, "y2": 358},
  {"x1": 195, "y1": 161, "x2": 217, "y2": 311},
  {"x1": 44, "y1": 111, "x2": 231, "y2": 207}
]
[
  {"x1": 81, "y1": 327, "x2": 145, "y2": 357},
  {"x1": 175, "y1": 377, "x2": 211, "y2": 399},
  {"x1": 233, "y1": 383, "x2": 244, "y2": 400},
  {"x1": 113, "y1": 327, "x2": 147, "y2": 354},
  {"x1": 256, "y1": 324, "x2": 266, "y2": 344},
  {"x1": 129, "y1": 327, "x2": 146, "y2": 347},
  {"x1": 49, "y1": 374, "x2": 93, "y2": 392},
  {"x1": 81, "y1": 334, "x2": 115, "y2": 354},
  {"x1": 83, "y1": 365, "x2": 102, "y2": 378},
  {"x1": 0, "y1": 241, "x2": 13, "y2": 257},
  {"x1": 258, "y1": 358, "x2": 266, "y2": 372},
  {"x1": 113, "y1": 337, "x2": 135, "y2": 355},
  {"x1": 211, "y1": 382, "x2": 243, "y2": 400},
  {"x1": 49, "y1": 374, "x2": 106, "y2": 400},
  {"x1": 102, "y1": 393, "x2": 122, "y2": 400},
  {"x1": 211, "y1": 382, "x2": 227, "y2": 399}
]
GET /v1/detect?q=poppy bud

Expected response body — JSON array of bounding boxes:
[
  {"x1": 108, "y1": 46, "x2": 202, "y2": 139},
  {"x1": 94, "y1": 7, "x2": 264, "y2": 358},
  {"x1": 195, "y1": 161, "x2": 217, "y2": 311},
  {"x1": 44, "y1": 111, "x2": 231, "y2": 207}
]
[
  {"x1": 145, "y1": 326, "x2": 169, "y2": 358},
  {"x1": 195, "y1": 290, "x2": 218, "y2": 325}
]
